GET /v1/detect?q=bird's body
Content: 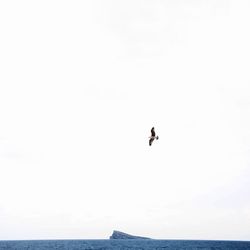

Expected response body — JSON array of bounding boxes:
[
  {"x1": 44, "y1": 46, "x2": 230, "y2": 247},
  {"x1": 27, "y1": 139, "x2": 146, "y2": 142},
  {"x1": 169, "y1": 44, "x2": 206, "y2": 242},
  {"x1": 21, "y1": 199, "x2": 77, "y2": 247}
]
[{"x1": 149, "y1": 127, "x2": 159, "y2": 146}]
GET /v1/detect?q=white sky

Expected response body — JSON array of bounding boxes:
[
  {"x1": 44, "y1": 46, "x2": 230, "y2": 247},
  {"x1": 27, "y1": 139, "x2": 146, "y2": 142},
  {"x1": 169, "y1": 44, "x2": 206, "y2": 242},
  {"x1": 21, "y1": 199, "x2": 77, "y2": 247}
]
[{"x1": 0, "y1": 0, "x2": 250, "y2": 241}]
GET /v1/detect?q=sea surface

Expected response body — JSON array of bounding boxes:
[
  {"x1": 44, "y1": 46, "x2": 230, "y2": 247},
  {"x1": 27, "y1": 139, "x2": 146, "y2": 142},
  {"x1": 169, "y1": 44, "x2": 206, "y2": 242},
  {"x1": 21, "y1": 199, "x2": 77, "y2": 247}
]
[{"x1": 0, "y1": 239, "x2": 250, "y2": 250}]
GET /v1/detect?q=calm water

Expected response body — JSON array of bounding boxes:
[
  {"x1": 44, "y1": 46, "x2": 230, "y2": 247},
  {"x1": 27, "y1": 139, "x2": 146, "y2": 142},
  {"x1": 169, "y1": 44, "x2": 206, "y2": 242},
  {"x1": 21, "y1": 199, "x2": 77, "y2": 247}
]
[{"x1": 0, "y1": 240, "x2": 250, "y2": 250}]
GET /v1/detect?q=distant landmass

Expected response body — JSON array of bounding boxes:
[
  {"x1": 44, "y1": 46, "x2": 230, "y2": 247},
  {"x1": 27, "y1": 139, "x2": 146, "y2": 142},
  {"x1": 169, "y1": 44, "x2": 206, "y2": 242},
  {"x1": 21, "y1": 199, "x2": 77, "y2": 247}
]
[{"x1": 110, "y1": 230, "x2": 151, "y2": 240}]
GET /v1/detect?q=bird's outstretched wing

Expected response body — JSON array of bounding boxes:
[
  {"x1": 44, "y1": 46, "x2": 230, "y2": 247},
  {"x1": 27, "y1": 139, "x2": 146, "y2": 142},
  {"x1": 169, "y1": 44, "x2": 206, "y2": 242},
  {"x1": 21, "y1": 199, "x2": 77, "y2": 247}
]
[
  {"x1": 149, "y1": 137, "x2": 154, "y2": 146},
  {"x1": 151, "y1": 127, "x2": 155, "y2": 137}
]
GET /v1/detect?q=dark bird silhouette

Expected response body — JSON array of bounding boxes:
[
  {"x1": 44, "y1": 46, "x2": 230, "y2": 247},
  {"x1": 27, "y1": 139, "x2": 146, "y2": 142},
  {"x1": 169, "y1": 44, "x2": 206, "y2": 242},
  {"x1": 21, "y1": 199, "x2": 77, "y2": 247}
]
[{"x1": 149, "y1": 127, "x2": 159, "y2": 146}]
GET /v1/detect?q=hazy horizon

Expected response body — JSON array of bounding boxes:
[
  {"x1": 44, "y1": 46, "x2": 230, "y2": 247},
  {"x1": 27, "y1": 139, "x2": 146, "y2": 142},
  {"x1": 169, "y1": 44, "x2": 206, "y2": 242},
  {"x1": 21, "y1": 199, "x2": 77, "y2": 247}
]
[{"x1": 1, "y1": 0, "x2": 250, "y2": 241}]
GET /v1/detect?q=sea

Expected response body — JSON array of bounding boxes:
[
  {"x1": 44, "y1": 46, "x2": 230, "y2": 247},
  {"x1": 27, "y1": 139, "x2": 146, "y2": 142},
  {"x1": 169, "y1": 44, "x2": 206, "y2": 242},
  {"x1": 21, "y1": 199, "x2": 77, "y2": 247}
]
[{"x1": 0, "y1": 239, "x2": 250, "y2": 250}]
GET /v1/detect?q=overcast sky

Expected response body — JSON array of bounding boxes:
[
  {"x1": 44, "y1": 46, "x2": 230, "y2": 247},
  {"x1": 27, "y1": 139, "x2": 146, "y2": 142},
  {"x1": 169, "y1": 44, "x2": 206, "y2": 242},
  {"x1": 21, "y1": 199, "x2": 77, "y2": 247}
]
[{"x1": 0, "y1": 0, "x2": 250, "y2": 241}]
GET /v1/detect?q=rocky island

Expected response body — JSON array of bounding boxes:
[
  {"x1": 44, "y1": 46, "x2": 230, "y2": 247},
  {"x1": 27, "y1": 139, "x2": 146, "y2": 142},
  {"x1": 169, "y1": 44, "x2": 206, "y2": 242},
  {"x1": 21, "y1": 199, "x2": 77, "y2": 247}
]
[{"x1": 110, "y1": 230, "x2": 151, "y2": 240}]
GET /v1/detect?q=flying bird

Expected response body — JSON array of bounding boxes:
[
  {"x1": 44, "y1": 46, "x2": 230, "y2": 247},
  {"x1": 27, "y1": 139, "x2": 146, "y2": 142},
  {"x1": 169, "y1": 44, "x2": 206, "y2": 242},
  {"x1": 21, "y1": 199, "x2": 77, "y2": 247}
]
[{"x1": 149, "y1": 127, "x2": 159, "y2": 146}]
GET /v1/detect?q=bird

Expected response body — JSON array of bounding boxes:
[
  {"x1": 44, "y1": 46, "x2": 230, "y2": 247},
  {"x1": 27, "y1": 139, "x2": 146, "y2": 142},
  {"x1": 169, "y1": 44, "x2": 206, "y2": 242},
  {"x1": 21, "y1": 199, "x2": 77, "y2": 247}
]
[{"x1": 149, "y1": 127, "x2": 159, "y2": 146}]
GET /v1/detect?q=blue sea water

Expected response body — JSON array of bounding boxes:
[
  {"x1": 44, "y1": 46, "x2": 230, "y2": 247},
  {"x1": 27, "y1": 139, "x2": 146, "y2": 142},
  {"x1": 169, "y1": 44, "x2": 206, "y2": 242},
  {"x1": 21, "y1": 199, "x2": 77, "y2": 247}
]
[{"x1": 0, "y1": 239, "x2": 250, "y2": 250}]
